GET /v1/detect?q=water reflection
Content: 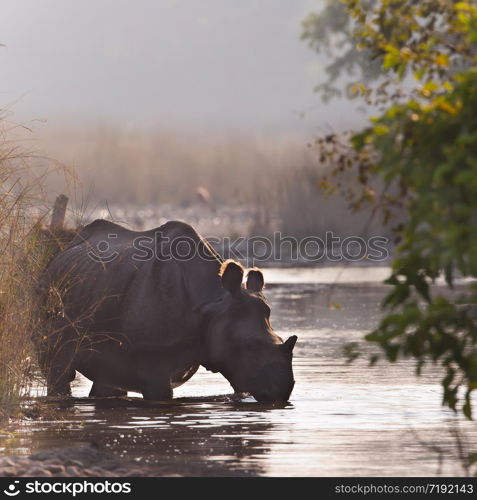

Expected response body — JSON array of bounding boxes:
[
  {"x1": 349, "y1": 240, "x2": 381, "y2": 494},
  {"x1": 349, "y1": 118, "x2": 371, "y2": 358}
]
[{"x1": 16, "y1": 397, "x2": 292, "y2": 476}]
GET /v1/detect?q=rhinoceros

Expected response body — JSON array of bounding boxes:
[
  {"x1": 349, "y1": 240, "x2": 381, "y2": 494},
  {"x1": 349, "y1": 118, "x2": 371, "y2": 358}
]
[{"x1": 33, "y1": 219, "x2": 297, "y2": 402}]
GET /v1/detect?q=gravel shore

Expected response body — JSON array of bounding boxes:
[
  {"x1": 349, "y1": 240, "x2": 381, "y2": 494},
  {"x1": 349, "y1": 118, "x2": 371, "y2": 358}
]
[{"x1": 0, "y1": 446, "x2": 167, "y2": 477}]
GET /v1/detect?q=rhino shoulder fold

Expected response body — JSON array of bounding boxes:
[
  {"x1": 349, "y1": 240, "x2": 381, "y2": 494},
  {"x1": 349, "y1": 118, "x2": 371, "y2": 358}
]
[
  {"x1": 66, "y1": 219, "x2": 134, "y2": 248},
  {"x1": 157, "y1": 220, "x2": 200, "y2": 238}
]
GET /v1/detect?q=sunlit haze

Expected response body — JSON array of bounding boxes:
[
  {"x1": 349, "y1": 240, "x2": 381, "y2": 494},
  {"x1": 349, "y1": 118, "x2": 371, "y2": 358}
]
[{"x1": 1, "y1": 0, "x2": 363, "y2": 136}]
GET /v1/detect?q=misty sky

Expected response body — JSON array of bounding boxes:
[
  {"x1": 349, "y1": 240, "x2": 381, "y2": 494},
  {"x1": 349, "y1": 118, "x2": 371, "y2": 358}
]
[{"x1": 1, "y1": 0, "x2": 363, "y2": 136}]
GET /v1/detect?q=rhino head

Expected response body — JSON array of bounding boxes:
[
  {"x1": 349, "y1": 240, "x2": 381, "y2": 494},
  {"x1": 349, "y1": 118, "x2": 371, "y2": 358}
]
[{"x1": 202, "y1": 260, "x2": 297, "y2": 402}]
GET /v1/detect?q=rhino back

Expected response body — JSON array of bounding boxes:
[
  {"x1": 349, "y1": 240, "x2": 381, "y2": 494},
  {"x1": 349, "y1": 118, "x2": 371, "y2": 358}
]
[{"x1": 40, "y1": 219, "x2": 224, "y2": 349}]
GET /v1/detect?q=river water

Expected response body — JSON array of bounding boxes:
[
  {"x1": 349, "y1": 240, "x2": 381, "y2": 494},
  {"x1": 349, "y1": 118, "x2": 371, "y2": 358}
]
[{"x1": 2, "y1": 267, "x2": 475, "y2": 476}]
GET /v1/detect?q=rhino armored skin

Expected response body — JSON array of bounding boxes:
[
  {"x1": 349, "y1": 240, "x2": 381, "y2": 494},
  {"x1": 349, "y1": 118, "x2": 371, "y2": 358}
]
[{"x1": 34, "y1": 219, "x2": 297, "y2": 402}]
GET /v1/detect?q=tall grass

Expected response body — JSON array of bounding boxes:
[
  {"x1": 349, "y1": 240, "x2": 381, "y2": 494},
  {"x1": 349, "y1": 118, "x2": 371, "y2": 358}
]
[{"x1": 0, "y1": 115, "x2": 58, "y2": 416}]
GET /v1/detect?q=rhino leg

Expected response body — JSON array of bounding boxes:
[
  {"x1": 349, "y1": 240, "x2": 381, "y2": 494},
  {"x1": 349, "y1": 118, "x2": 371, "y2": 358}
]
[
  {"x1": 137, "y1": 361, "x2": 173, "y2": 400},
  {"x1": 47, "y1": 363, "x2": 75, "y2": 397},
  {"x1": 89, "y1": 382, "x2": 127, "y2": 398},
  {"x1": 36, "y1": 318, "x2": 78, "y2": 397},
  {"x1": 45, "y1": 342, "x2": 77, "y2": 397},
  {"x1": 141, "y1": 381, "x2": 173, "y2": 401},
  {"x1": 142, "y1": 387, "x2": 173, "y2": 401}
]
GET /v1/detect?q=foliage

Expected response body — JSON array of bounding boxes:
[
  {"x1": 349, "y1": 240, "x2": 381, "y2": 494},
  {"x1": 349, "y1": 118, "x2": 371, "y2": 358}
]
[
  {"x1": 304, "y1": 0, "x2": 477, "y2": 420},
  {"x1": 301, "y1": 0, "x2": 381, "y2": 100}
]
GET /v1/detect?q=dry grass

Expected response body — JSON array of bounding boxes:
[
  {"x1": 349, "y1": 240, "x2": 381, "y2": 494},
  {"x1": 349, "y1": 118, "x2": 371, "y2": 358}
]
[{"x1": 0, "y1": 114, "x2": 69, "y2": 416}]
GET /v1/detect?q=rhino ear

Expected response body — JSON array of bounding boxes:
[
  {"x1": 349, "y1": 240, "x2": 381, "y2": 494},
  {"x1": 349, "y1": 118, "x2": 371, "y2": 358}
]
[
  {"x1": 280, "y1": 335, "x2": 297, "y2": 354},
  {"x1": 246, "y1": 268, "x2": 264, "y2": 292},
  {"x1": 220, "y1": 260, "x2": 244, "y2": 295}
]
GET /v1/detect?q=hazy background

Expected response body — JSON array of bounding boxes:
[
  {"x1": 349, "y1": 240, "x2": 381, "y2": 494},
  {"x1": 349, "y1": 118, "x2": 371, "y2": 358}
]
[
  {"x1": 1, "y1": 0, "x2": 364, "y2": 134},
  {"x1": 0, "y1": 0, "x2": 380, "y2": 246}
]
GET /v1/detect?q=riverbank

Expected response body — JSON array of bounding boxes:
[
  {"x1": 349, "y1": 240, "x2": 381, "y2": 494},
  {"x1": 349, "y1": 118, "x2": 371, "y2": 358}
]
[{"x1": 0, "y1": 445, "x2": 170, "y2": 477}]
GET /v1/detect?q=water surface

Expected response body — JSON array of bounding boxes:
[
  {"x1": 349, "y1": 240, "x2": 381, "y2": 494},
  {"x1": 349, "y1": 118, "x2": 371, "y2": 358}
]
[{"x1": 1, "y1": 267, "x2": 475, "y2": 476}]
